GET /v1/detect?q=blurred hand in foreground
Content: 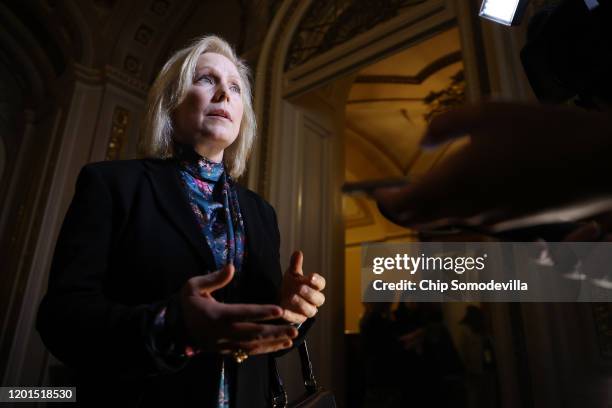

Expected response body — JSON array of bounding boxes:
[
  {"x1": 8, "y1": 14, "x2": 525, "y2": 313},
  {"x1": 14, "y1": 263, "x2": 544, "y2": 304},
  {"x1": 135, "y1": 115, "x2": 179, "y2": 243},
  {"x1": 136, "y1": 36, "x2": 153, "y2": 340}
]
[{"x1": 374, "y1": 102, "x2": 612, "y2": 228}]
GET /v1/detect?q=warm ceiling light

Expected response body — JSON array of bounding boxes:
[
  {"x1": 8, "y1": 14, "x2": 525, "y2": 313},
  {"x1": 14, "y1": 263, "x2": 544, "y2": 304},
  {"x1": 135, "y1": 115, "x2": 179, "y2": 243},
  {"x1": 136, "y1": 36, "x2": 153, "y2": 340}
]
[{"x1": 479, "y1": 0, "x2": 529, "y2": 26}]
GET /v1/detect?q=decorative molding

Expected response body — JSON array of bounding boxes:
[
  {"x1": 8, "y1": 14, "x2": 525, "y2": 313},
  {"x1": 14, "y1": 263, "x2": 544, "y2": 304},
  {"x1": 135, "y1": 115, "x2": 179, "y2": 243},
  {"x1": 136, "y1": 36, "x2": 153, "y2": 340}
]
[
  {"x1": 123, "y1": 55, "x2": 142, "y2": 76},
  {"x1": 285, "y1": 0, "x2": 428, "y2": 71},
  {"x1": 282, "y1": 1, "x2": 454, "y2": 98},
  {"x1": 134, "y1": 24, "x2": 154, "y2": 46},
  {"x1": 104, "y1": 65, "x2": 148, "y2": 97},
  {"x1": 73, "y1": 63, "x2": 103, "y2": 84},
  {"x1": 354, "y1": 50, "x2": 462, "y2": 85},
  {"x1": 72, "y1": 63, "x2": 148, "y2": 98},
  {"x1": 105, "y1": 106, "x2": 130, "y2": 161},
  {"x1": 257, "y1": 0, "x2": 302, "y2": 196}
]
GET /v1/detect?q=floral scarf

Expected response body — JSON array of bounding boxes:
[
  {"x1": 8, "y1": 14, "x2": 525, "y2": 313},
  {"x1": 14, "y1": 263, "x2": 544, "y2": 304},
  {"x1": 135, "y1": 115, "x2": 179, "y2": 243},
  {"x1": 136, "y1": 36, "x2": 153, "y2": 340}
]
[{"x1": 177, "y1": 153, "x2": 245, "y2": 274}]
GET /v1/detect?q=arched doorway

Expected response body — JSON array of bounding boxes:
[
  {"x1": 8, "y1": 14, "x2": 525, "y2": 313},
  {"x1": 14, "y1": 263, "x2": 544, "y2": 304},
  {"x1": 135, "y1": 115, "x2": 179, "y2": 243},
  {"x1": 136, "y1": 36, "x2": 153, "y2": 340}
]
[{"x1": 251, "y1": 0, "x2": 499, "y2": 404}]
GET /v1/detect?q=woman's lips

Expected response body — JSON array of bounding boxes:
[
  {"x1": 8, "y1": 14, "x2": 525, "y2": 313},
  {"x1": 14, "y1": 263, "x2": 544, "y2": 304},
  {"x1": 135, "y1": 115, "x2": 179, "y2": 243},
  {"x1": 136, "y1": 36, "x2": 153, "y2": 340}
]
[{"x1": 207, "y1": 110, "x2": 231, "y2": 121}]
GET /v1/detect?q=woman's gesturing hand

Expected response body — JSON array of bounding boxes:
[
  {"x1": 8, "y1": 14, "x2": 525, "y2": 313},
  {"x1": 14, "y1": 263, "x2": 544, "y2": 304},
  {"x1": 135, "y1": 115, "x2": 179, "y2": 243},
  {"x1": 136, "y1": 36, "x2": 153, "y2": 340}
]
[
  {"x1": 279, "y1": 251, "x2": 326, "y2": 325},
  {"x1": 180, "y1": 264, "x2": 298, "y2": 356}
]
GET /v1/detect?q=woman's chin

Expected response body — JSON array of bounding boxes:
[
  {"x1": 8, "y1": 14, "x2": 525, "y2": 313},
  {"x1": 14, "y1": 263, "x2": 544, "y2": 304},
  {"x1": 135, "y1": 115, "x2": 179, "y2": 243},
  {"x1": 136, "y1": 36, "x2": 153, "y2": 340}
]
[{"x1": 193, "y1": 134, "x2": 236, "y2": 152}]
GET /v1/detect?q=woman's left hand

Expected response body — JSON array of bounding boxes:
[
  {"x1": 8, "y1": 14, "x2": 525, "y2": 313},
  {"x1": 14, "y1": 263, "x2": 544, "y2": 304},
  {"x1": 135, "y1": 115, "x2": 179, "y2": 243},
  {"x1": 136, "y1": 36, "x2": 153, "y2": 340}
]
[{"x1": 279, "y1": 251, "x2": 326, "y2": 324}]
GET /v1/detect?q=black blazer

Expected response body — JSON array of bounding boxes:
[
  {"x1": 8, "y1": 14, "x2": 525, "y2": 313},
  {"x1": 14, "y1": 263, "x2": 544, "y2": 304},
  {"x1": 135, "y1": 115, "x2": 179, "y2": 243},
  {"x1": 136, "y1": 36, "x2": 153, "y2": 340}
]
[{"x1": 37, "y1": 158, "x2": 309, "y2": 407}]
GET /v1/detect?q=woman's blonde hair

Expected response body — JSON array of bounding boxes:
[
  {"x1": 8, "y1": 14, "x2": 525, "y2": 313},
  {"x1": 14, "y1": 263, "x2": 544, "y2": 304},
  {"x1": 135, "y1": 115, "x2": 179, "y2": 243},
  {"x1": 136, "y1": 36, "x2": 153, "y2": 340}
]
[{"x1": 141, "y1": 35, "x2": 256, "y2": 178}]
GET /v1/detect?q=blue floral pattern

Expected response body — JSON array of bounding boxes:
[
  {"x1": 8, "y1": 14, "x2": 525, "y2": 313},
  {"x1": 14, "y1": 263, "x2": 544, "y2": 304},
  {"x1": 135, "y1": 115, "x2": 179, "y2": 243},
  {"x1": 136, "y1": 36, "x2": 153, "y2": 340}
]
[{"x1": 178, "y1": 155, "x2": 245, "y2": 274}]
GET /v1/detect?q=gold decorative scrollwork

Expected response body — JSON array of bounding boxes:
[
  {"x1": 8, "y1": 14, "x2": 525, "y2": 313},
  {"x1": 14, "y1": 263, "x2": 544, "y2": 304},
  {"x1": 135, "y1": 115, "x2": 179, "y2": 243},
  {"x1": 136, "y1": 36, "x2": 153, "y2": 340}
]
[
  {"x1": 106, "y1": 107, "x2": 130, "y2": 161},
  {"x1": 423, "y1": 70, "x2": 466, "y2": 123}
]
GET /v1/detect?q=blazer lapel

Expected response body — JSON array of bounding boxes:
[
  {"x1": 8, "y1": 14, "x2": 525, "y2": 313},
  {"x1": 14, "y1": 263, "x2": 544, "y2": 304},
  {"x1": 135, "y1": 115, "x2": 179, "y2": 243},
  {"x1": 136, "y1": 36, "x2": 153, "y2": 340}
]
[{"x1": 143, "y1": 159, "x2": 217, "y2": 272}]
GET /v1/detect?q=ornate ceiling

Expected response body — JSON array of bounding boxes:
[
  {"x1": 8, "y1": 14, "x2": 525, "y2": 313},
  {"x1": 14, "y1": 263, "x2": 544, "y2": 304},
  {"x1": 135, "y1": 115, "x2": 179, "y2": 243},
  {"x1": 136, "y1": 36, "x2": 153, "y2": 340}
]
[{"x1": 30, "y1": 0, "x2": 275, "y2": 84}]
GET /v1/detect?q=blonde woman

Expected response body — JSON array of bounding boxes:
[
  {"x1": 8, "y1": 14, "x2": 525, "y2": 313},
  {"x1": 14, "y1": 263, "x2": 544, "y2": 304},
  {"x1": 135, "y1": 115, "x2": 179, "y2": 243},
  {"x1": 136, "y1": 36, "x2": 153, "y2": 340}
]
[{"x1": 37, "y1": 35, "x2": 325, "y2": 407}]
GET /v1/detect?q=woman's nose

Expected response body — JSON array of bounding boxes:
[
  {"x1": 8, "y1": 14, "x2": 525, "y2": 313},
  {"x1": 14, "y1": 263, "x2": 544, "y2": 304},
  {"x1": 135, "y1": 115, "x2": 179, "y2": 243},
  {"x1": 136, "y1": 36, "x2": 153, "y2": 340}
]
[{"x1": 213, "y1": 84, "x2": 230, "y2": 103}]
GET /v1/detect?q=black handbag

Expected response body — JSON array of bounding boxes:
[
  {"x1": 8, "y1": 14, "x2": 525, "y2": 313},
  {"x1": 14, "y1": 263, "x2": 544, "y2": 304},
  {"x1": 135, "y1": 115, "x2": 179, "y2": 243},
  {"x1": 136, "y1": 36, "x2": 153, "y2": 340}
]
[{"x1": 270, "y1": 341, "x2": 336, "y2": 408}]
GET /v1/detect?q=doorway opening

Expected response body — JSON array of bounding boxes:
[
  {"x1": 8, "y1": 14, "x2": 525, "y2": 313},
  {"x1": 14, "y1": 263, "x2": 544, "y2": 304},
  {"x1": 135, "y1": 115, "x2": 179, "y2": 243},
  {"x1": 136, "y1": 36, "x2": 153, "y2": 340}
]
[{"x1": 342, "y1": 26, "x2": 497, "y2": 408}]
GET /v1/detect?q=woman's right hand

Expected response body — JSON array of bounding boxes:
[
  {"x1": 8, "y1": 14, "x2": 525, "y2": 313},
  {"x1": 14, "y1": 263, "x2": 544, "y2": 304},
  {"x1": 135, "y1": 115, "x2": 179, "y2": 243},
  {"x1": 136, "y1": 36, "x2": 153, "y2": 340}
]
[{"x1": 180, "y1": 264, "x2": 298, "y2": 356}]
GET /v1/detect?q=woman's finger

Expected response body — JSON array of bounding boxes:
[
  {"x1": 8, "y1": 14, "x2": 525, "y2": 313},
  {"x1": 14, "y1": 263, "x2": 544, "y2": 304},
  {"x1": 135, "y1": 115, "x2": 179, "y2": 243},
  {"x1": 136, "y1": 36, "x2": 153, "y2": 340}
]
[
  {"x1": 192, "y1": 264, "x2": 235, "y2": 295},
  {"x1": 289, "y1": 250, "x2": 304, "y2": 276},
  {"x1": 220, "y1": 322, "x2": 297, "y2": 342},
  {"x1": 282, "y1": 308, "x2": 308, "y2": 325},
  {"x1": 218, "y1": 303, "x2": 284, "y2": 322},
  {"x1": 218, "y1": 337, "x2": 294, "y2": 355},
  {"x1": 289, "y1": 294, "x2": 317, "y2": 318},
  {"x1": 305, "y1": 273, "x2": 326, "y2": 291},
  {"x1": 297, "y1": 284, "x2": 325, "y2": 307},
  {"x1": 247, "y1": 339, "x2": 294, "y2": 355}
]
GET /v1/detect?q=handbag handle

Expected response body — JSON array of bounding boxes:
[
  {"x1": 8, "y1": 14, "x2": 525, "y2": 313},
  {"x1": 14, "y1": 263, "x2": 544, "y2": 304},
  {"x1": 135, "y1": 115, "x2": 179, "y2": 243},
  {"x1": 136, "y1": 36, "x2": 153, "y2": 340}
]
[{"x1": 270, "y1": 341, "x2": 318, "y2": 408}]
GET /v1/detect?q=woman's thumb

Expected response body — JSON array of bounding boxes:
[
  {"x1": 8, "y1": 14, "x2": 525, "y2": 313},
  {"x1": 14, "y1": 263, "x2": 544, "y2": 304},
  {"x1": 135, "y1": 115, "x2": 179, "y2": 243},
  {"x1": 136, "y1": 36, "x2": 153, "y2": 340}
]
[
  {"x1": 198, "y1": 264, "x2": 235, "y2": 295},
  {"x1": 289, "y1": 250, "x2": 304, "y2": 276}
]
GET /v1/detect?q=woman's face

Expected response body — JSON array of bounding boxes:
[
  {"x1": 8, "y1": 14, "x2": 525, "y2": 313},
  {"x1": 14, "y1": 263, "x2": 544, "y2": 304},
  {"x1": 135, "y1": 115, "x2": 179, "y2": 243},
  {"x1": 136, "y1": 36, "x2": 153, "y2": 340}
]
[{"x1": 172, "y1": 52, "x2": 244, "y2": 160}]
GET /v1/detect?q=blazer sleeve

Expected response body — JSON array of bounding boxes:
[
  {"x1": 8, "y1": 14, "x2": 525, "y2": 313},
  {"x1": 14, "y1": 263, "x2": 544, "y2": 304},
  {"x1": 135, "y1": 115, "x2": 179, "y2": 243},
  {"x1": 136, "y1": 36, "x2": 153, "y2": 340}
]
[
  {"x1": 265, "y1": 202, "x2": 315, "y2": 358},
  {"x1": 36, "y1": 165, "x2": 192, "y2": 380}
]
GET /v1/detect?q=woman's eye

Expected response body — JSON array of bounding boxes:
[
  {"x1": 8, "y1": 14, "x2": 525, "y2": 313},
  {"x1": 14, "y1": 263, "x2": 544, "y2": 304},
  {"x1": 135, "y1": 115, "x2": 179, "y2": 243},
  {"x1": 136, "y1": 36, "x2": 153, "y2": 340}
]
[
  {"x1": 197, "y1": 75, "x2": 213, "y2": 84},
  {"x1": 230, "y1": 84, "x2": 241, "y2": 93}
]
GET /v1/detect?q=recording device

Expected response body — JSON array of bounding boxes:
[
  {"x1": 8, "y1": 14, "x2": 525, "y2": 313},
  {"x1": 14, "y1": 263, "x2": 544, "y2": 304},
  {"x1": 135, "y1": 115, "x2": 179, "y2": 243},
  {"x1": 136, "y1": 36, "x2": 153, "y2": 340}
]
[{"x1": 520, "y1": 0, "x2": 612, "y2": 106}]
